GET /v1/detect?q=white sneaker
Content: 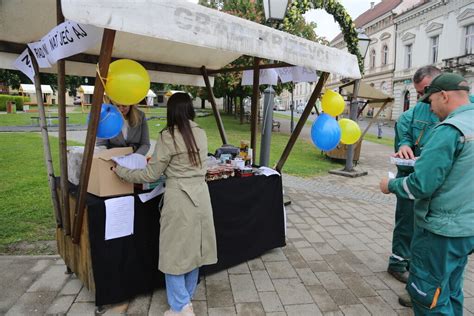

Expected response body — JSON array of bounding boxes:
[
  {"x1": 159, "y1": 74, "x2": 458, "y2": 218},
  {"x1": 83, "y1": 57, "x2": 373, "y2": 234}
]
[{"x1": 163, "y1": 303, "x2": 195, "y2": 316}]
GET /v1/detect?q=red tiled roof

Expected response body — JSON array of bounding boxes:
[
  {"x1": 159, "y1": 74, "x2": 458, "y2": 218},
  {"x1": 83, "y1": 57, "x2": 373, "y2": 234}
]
[{"x1": 329, "y1": 0, "x2": 402, "y2": 44}]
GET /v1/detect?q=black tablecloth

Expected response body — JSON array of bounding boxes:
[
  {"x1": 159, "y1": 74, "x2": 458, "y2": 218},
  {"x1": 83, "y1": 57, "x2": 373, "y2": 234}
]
[{"x1": 86, "y1": 174, "x2": 286, "y2": 306}]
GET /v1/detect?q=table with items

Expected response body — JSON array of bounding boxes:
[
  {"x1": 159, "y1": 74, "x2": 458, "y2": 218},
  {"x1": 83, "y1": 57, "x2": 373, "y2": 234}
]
[{"x1": 68, "y1": 142, "x2": 287, "y2": 306}]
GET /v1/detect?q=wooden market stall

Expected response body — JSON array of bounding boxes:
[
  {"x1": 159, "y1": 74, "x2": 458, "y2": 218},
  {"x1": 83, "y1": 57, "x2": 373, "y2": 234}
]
[{"x1": 0, "y1": 0, "x2": 362, "y2": 308}]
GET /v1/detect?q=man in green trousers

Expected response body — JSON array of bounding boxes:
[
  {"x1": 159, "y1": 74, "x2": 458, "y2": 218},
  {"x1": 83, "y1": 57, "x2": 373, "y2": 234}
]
[
  {"x1": 380, "y1": 72, "x2": 474, "y2": 315},
  {"x1": 388, "y1": 66, "x2": 441, "y2": 284}
]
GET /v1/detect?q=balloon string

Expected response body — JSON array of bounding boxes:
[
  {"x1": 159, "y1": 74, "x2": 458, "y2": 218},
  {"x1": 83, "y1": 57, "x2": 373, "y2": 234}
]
[{"x1": 96, "y1": 64, "x2": 108, "y2": 91}]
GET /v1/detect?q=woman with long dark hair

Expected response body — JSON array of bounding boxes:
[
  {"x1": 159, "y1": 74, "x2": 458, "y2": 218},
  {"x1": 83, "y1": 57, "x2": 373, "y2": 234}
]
[{"x1": 114, "y1": 93, "x2": 217, "y2": 316}]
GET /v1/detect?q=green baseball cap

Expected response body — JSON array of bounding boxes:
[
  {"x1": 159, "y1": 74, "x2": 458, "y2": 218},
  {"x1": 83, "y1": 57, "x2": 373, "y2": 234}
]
[{"x1": 419, "y1": 73, "x2": 470, "y2": 104}]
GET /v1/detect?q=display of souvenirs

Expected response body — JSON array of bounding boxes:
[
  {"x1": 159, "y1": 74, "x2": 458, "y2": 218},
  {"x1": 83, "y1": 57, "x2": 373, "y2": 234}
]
[{"x1": 206, "y1": 164, "x2": 235, "y2": 181}]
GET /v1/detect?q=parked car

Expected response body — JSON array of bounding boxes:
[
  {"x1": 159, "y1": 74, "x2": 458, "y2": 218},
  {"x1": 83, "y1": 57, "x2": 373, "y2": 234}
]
[{"x1": 296, "y1": 104, "x2": 316, "y2": 115}]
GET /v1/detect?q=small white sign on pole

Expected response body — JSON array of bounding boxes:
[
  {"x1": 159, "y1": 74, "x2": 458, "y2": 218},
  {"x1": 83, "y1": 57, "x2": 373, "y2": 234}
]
[
  {"x1": 14, "y1": 49, "x2": 35, "y2": 83},
  {"x1": 41, "y1": 21, "x2": 102, "y2": 64},
  {"x1": 241, "y1": 69, "x2": 279, "y2": 86},
  {"x1": 27, "y1": 41, "x2": 52, "y2": 68},
  {"x1": 292, "y1": 66, "x2": 318, "y2": 83}
]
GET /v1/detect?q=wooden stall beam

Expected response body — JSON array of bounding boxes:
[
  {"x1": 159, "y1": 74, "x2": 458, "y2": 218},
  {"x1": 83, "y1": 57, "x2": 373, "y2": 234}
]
[
  {"x1": 201, "y1": 66, "x2": 228, "y2": 145},
  {"x1": 72, "y1": 29, "x2": 116, "y2": 243},
  {"x1": 358, "y1": 100, "x2": 390, "y2": 141},
  {"x1": 29, "y1": 48, "x2": 62, "y2": 228},
  {"x1": 56, "y1": 0, "x2": 70, "y2": 235},
  {"x1": 275, "y1": 72, "x2": 330, "y2": 173},
  {"x1": 250, "y1": 58, "x2": 260, "y2": 155}
]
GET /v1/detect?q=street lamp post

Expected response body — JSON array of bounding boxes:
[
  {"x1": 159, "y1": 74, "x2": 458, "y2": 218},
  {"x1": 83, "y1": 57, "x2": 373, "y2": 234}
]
[
  {"x1": 330, "y1": 29, "x2": 371, "y2": 177},
  {"x1": 260, "y1": 0, "x2": 289, "y2": 166},
  {"x1": 263, "y1": 0, "x2": 290, "y2": 22},
  {"x1": 345, "y1": 29, "x2": 370, "y2": 173}
]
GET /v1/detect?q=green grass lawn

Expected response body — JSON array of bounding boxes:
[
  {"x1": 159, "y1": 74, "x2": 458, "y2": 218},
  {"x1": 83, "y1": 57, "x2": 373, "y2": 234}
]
[{"x1": 0, "y1": 133, "x2": 83, "y2": 252}]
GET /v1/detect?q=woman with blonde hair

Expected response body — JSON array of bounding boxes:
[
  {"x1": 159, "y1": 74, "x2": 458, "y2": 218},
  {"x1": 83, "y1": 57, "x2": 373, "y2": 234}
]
[
  {"x1": 96, "y1": 102, "x2": 150, "y2": 155},
  {"x1": 113, "y1": 93, "x2": 217, "y2": 316}
]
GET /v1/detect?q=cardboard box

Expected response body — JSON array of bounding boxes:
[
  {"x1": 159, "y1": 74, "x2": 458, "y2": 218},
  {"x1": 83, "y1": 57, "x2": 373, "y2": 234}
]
[{"x1": 88, "y1": 147, "x2": 134, "y2": 197}]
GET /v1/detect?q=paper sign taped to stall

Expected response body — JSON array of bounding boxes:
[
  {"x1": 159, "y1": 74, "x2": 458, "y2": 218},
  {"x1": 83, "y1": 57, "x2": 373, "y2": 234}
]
[{"x1": 105, "y1": 195, "x2": 134, "y2": 240}]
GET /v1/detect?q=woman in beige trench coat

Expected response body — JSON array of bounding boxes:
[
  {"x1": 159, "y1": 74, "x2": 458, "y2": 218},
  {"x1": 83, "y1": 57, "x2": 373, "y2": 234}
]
[{"x1": 114, "y1": 93, "x2": 217, "y2": 316}]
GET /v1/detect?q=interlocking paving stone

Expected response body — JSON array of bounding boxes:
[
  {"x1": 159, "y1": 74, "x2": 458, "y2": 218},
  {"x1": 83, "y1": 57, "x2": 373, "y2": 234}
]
[
  {"x1": 306, "y1": 285, "x2": 338, "y2": 312},
  {"x1": 59, "y1": 277, "x2": 83, "y2": 296},
  {"x1": 284, "y1": 303, "x2": 322, "y2": 315},
  {"x1": 359, "y1": 296, "x2": 398, "y2": 316},
  {"x1": 258, "y1": 291, "x2": 284, "y2": 312},
  {"x1": 252, "y1": 270, "x2": 275, "y2": 292},
  {"x1": 66, "y1": 302, "x2": 97, "y2": 315},
  {"x1": 265, "y1": 261, "x2": 298, "y2": 279},
  {"x1": 230, "y1": 274, "x2": 259, "y2": 303},
  {"x1": 338, "y1": 303, "x2": 371, "y2": 316},
  {"x1": 314, "y1": 271, "x2": 347, "y2": 290},
  {"x1": 6, "y1": 292, "x2": 57, "y2": 316},
  {"x1": 126, "y1": 294, "x2": 152, "y2": 315},
  {"x1": 235, "y1": 302, "x2": 265, "y2": 315},
  {"x1": 45, "y1": 294, "x2": 76, "y2": 315},
  {"x1": 208, "y1": 306, "x2": 236, "y2": 315},
  {"x1": 296, "y1": 268, "x2": 321, "y2": 286},
  {"x1": 273, "y1": 278, "x2": 314, "y2": 305},
  {"x1": 26, "y1": 265, "x2": 70, "y2": 292}
]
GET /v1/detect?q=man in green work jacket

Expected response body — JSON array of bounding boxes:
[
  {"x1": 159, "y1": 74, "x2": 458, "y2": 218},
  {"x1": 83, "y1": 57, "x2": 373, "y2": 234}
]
[
  {"x1": 380, "y1": 72, "x2": 474, "y2": 315},
  {"x1": 388, "y1": 66, "x2": 441, "y2": 285}
]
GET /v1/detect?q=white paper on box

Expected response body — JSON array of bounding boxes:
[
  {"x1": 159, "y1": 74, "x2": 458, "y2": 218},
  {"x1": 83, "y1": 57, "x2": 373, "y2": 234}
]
[
  {"x1": 104, "y1": 196, "x2": 134, "y2": 240},
  {"x1": 112, "y1": 153, "x2": 147, "y2": 170}
]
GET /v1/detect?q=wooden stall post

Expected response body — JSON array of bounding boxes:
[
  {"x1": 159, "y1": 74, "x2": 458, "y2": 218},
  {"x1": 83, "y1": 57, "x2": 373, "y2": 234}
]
[
  {"x1": 358, "y1": 100, "x2": 390, "y2": 141},
  {"x1": 275, "y1": 72, "x2": 329, "y2": 172},
  {"x1": 28, "y1": 48, "x2": 62, "y2": 228},
  {"x1": 201, "y1": 66, "x2": 228, "y2": 145},
  {"x1": 56, "y1": 0, "x2": 70, "y2": 235},
  {"x1": 72, "y1": 29, "x2": 116, "y2": 243},
  {"x1": 250, "y1": 57, "x2": 260, "y2": 155}
]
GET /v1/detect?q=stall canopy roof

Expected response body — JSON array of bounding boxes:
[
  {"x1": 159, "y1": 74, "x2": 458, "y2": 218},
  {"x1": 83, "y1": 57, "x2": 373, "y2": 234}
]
[
  {"x1": 0, "y1": 0, "x2": 361, "y2": 86},
  {"x1": 20, "y1": 84, "x2": 53, "y2": 94},
  {"x1": 338, "y1": 80, "x2": 393, "y2": 107}
]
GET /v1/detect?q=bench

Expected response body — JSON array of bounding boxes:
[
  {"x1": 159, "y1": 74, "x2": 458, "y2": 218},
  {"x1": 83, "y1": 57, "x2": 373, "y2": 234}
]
[{"x1": 31, "y1": 116, "x2": 69, "y2": 127}]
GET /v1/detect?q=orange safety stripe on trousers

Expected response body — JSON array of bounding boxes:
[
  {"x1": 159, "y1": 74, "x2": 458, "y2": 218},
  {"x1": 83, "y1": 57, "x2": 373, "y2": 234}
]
[{"x1": 430, "y1": 287, "x2": 441, "y2": 309}]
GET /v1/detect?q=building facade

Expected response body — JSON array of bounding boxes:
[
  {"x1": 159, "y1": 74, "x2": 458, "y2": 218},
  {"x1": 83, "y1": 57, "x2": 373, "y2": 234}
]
[
  {"x1": 328, "y1": 0, "x2": 418, "y2": 119},
  {"x1": 392, "y1": 0, "x2": 474, "y2": 119}
]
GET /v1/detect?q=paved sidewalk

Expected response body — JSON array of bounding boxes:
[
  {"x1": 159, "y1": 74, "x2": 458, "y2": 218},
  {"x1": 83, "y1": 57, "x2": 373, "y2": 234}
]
[{"x1": 2, "y1": 135, "x2": 473, "y2": 315}]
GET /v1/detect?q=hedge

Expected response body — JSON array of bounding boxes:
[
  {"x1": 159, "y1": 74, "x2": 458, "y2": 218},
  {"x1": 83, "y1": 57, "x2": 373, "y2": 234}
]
[{"x1": 0, "y1": 95, "x2": 30, "y2": 111}]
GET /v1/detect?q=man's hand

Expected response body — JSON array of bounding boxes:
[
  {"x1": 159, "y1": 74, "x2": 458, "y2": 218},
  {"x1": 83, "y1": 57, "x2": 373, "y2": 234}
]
[
  {"x1": 395, "y1": 145, "x2": 415, "y2": 159},
  {"x1": 380, "y1": 177, "x2": 391, "y2": 194}
]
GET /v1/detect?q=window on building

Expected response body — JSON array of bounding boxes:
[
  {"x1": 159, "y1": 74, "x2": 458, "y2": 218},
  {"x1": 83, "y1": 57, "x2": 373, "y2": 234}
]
[
  {"x1": 430, "y1": 35, "x2": 439, "y2": 63},
  {"x1": 465, "y1": 24, "x2": 474, "y2": 55},
  {"x1": 405, "y1": 44, "x2": 412, "y2": 69},
  {"x1": 382, "y1": 45, "x2": 388, "y2": 65},
  {"x1": 370, "y1": 49, "x2": 376, "y2": 68}
]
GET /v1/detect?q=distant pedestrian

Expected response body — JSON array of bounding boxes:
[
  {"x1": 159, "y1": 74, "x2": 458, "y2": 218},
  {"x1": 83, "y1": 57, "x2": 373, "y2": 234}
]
[{"x1": 377, "y1": 121, "x2": 383, "y2": 139}]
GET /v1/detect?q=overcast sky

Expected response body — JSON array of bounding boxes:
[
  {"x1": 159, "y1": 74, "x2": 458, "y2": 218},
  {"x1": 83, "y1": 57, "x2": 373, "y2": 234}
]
[{"x1": 304, "y1": 0, "x2": 377, "y2": 41}]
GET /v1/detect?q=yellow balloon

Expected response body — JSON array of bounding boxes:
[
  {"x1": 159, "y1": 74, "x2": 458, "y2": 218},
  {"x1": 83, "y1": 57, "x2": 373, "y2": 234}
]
[
  {"x1": 105, "y1": 59, "x2": 150, "y2": 106},
  {"x1": 321, "y1": 90, "x2": 345, "y2": 117},
  {"x1": 338, "y1": 118, "x2": 361, "y2": 145}
]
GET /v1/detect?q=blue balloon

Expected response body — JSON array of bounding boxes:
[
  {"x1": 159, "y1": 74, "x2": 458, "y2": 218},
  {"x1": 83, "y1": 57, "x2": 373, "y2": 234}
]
[
  {"x1": 89, "y1": 103, "x2": 124, "y2": 139},
  {"x1": 311, "y1": 113, "x2": 341, "y2": 151}
]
